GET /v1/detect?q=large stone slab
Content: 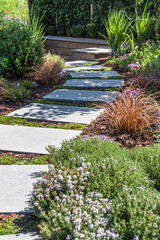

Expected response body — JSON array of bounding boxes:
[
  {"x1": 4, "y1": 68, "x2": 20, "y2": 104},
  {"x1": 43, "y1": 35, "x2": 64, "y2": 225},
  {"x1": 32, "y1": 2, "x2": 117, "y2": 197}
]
[
  {"x1": 0, "y1": 165, "x2": 48, "y2": 214},
  {"x1": 66, "y1": 60, "x2": 94, "y2": 66},
  {"x1": 72, "y1": 47, "x2": 111, "y2": 55},
  {"x1": 64, "y1": 79, "x2": 124, "y2": 88},
  {"x1": 70, "y1": 71, "x2": 120, "y2": 78},
  {"x1": 0, "y1": 233, "x2": 40, "y2": 240},
  {"x1": 66, "y1": 65, "x2": 105, "y2": 72},
  {"x1": 7, "y1": 103, "x2": 103, "y2": 125},
  {"x1": 43, "y1": 89, "x2": 118, "y2": 103},
  {"x1": 0, "y1": 125, "x2": 81, "y2": 154}
]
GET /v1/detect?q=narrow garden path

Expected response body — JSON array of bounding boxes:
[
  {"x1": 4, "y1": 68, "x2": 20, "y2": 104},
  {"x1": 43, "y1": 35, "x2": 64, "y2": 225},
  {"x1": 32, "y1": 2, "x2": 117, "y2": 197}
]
[{"x1": 0, "y1": 60, "x2": 124, "y2": 239}]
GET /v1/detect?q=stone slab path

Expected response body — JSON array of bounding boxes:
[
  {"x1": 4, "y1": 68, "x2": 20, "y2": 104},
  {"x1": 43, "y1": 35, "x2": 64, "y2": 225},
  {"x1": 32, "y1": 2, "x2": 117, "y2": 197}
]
[
  {"x1": 66, "y1": 65, "x2": 105, "y2": 71},
  {"x1": 64, "y1": 79, "x2": 124, "y2": 88},
  {"x1": 0, "y1": 233, "x2": 40, "y2": 240},
  {"x1": 7, "y1": 103, "x2": 103, "y2": 125},
  {"x1": 0, "y1": 60, "x2": 123, "y2": 239},
  {"x1": 0, "y1": 125, "x2": 81, "y2": 154},
  {"x1": 70, "y1": 71, "x2": 121, "y2": 78},
  {"x1": 66, "y1": 60, "x2": 94, "y2": 66},
  {"x1": 0, "y1": 165, "x2": 48, "y2": 213},
  {"x1": 72, "y1": 47, "x2": 111, "y2": 54},
  {"x1": 43, "y1": 89, "x2": 118, "y2": 103}
]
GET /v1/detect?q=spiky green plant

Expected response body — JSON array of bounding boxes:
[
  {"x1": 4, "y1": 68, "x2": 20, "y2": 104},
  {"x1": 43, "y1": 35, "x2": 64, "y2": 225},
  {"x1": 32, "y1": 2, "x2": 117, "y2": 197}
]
[
  {"x1": 135, "y1": 4, "x2": 151, "y2": 45},
  {"x1": 101, "y1": 10, "x2": 131, "y2": 57}
]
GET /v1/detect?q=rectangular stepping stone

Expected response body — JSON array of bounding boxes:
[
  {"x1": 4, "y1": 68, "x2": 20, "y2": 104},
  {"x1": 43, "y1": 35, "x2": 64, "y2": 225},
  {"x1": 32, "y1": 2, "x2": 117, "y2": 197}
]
[
  {"x1": 0, "y1": 125, "x2": 81, "y2": 154},
  {"x1": 0, "y1": 233, "x2": 40, "y2": 240},
  {"x1": 70, "y1": 71, "x2": 120, "y2": 78},
  {"x1": 66, "y1": 60, "x2": 94, "y2": 66},
  {"x1": 73, "y1": 47, "x2": 111, "y2": 55},
  {"x1": 7, "y1": 103, "x2": 103, "y2": 125},
  {"x1": 0, "y1": 165, "x2": 48, "y2": 214},
  {"x1": 64, "y1": 79, "x2": 124, "y2": 88},
  {"x1": 43, "y1": 89, "x2": 118, "y2": 103},
  {"x1": 66, "y1": 65, "x2": 105, "y2": 72}
]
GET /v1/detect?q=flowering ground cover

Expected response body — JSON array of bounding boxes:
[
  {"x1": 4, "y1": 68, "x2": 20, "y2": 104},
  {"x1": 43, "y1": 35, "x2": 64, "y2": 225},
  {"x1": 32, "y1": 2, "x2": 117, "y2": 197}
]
[
  {"x1": 31, "y1": 137, "x2": 160, "y2": 240},
  {"x1": 113, "y1": 39, "x2": 160, "y2": 79}
]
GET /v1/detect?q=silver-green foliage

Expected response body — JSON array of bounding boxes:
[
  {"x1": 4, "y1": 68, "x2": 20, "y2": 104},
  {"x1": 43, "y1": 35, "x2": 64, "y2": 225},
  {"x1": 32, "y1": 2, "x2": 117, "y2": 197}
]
[{"x1": 32, "y1": 137, "x2": 160, "y2": 239}]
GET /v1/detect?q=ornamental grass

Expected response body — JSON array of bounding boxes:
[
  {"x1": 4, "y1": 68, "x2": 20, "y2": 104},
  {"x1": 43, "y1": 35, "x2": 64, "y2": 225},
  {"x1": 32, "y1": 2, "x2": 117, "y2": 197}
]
[
  {"x1": 105, "y1": 88, "x2": 159, "y2": 136},
  {"x1": 35, "y1": 53, "x2": 65, "y2": 86}
]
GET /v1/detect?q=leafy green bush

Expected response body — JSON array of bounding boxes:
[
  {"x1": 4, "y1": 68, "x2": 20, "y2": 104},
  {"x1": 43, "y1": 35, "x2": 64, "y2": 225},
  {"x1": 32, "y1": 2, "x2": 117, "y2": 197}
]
[
  {"x1": 57, "y1": 29, "x2": 65, "y2": 36},
  {"x1": 45, "y1": 25, "x2": 56, "y2": 35},
  {"x1": 0, "y1": 12, "x2": 44, "y2": 76},
  {"x1": 86, "y1": 23, "x2": 97, "y2": 37},
  {"x1": 70, "y1": 24, "x2": 86, "y2": 37},
  {"x1": 109, "y1": 187, "x2": 160, "y2": 240},
  {"x1": 2, "y1": 79, "x2": 35, "y2": 101},
  {"x1": 32, "y1": 137, "x2": 160, "y2": 239}
]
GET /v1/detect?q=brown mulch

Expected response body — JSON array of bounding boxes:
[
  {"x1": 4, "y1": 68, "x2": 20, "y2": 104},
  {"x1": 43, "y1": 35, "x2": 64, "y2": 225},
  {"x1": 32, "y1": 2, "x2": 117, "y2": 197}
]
[
  {"x1": 81, "y1": 111, "x2": 157, "y2": 149},
  {"x1": 0, "y1": 213, "x2": 39, "y2": 233}
]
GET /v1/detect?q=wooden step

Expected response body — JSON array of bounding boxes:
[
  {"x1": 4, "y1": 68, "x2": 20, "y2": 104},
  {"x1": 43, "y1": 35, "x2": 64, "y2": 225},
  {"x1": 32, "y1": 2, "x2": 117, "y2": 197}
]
[
  {"x1": 72, "y1": 47, "x2": 112, "y2": 61},
  {"x1": 44, "y1": 36, "x2": 107, "y2": 59}
]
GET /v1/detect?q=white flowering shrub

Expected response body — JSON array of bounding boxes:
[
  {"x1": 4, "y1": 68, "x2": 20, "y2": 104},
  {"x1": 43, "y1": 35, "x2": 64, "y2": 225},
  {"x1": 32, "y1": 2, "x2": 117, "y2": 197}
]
[
  {"x1": 32, "y1": 138, "x2": 160, "y2": 239},
  {"x1": 32, "y1": 159, "x2": 119, "y2": 240}
]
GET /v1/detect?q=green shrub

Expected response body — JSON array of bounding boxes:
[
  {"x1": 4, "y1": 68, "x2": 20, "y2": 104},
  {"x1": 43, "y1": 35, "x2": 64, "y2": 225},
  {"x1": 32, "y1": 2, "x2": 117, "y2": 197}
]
[
  {"x1": 4, "y1": 79, "x2": 35, "y2": 101},
  {"x1": 109, "y1": 187, "x2": 160, "y2": 240},
  {"x1": 32, "y1": 137, "x2": 160, "y2": 239},
  {"x1": 0, "y1": 12, "x2": 44, "y2": 76},
  {"x1": 86, "y1": 23, "x2": 97, "y2": 37},
  {"x1": 57, "y1": 29, "x2": 65, "y2": 36},
  {"x1": 32, "y1": 158, "x2": 119, "y2": 240},
  {"x1": 70, "y1": 24, "x2": 86, "y2": 37},
  {"x1": 129, "y1": 145, "x2": 160, "y2": 191},
  {"x1": 46, "y1": 25, "x2": 57, "y2": 35}
]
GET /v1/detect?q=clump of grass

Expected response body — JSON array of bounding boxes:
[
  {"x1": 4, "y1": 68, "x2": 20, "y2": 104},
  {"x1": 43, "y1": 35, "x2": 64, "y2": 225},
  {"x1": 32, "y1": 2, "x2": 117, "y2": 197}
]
[
  {"x1": 35, "y1": 53, "x2": 65, "y2": 86},
  {"x1": 105, "y1": 87, "x2": 160, "y2": 136},
  {"x1": 102, "y1": 10, "x2": 131, "y2": 57}
]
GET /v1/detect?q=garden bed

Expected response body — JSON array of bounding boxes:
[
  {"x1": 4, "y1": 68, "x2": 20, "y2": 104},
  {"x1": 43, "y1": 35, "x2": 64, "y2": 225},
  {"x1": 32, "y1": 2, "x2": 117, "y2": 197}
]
[
  {"x1": 81, "y1": 111, "x2": 157, "y2": 148},
  {"x1": 0, "y1": 213, "x2": 39, "y2": 236}
]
